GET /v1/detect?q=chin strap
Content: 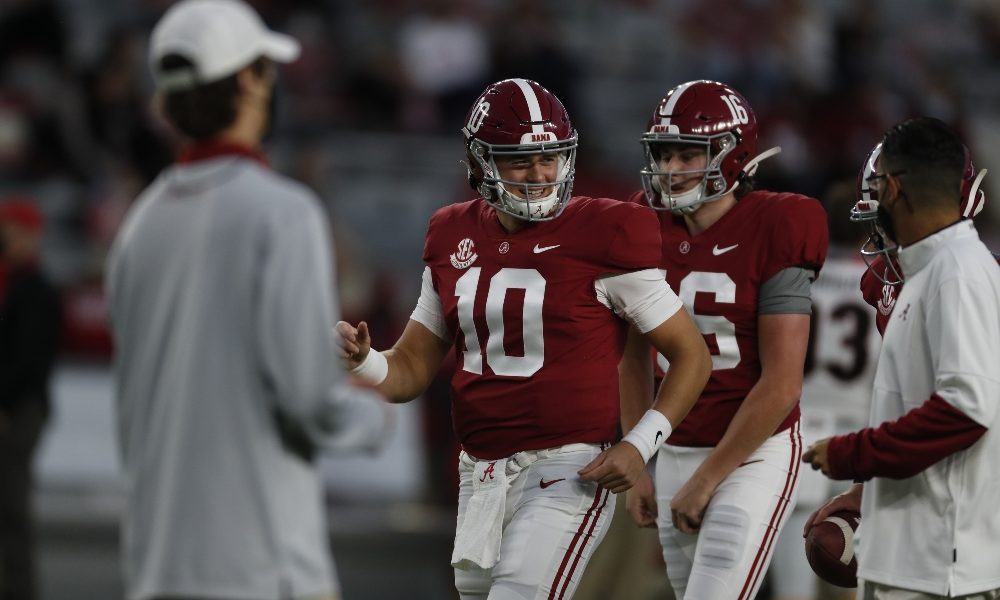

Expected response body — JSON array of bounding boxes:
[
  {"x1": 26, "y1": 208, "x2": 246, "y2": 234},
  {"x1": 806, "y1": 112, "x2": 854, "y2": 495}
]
[
  {"x1": 664, "y1": 183, "x2": 705, "y2": 215},
  {"x1": 742, "y1": 146, "x2": 782, "y2": 177}
]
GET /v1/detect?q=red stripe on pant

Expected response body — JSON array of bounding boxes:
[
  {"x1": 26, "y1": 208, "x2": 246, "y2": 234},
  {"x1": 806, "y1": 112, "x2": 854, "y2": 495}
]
[
  {"x1": 738, "y1": 421, "x2": 802, "y2": 600},
  {"x1": 547, "y1": 485, "x2": 609, "y2": 600},
  {"x1": 557, "y1": 488, "x2": 611, "y2": 599}
]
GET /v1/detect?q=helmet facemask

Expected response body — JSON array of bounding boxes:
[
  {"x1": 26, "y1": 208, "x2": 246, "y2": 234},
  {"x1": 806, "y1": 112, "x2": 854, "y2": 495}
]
[
  {"x1": 853, "y1": 143, "x2": 904, "y2": 286},
  {"x1": 468, "y1": 134, "x2": 577, "y2": 221},
  {"x1": 640, "y1": 132, "x2": 737, "y2": 214},
  {"x1": 850, "y1": 196, "x2": 904, "y2": 286}
]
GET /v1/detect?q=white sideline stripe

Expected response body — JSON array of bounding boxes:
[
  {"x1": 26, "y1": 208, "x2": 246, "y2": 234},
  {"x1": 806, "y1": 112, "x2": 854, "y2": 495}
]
[
  {"x1": 513, "y1": 78, "x2": 545, "y2": 134},
  {"x1": 824, "y1": 516, "x2": 855, "y2": 565}
]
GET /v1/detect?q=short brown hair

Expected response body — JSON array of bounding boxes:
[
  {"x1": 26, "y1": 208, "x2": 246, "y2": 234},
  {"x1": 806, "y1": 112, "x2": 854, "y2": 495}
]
[{"x1": 159, "y1": 55, "x2": 267, "y2": 141}]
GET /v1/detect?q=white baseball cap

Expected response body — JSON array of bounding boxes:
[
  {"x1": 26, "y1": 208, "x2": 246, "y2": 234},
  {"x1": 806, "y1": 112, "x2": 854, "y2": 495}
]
[{"x1": 150, "y1": 0, "x2": 301, "y2": 92}]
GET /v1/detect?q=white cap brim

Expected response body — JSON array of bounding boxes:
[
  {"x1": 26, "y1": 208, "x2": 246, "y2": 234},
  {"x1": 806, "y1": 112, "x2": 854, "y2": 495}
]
[{"x1": 261, "y1": 31, "x2": 300, "y2": 64}]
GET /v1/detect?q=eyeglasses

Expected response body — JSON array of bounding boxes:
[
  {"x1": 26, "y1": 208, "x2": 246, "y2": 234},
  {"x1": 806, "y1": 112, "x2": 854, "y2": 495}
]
[{"x1": 866, "y1": 170, "x2": 907, "y2": 191}]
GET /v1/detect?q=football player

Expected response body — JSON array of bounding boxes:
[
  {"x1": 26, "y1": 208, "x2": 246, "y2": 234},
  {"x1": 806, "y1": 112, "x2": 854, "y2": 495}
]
[
  {"x1": 336, "y1": 78, "x2": 712, "y2": 600},
  {"x1": 768, "y1": 180, "x2": 878, "y2": 600},
  {"x1": 623, "y1": 79, "x2": 829, "y2": 600},
  {"x1": 852, "y1": 141, "x2": 994, "y2": 335}
]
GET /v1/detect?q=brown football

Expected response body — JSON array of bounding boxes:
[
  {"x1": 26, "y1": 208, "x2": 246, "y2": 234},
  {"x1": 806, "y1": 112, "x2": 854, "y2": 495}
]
[{"x1": 804, "y1": 509, "x2": 860, "y2": 588}]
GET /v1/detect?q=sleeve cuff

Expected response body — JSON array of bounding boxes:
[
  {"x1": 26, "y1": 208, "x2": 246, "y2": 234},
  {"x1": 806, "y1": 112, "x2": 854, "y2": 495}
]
[{"x1": 826, "y1": 432, "x2": 862, "y2": 481}]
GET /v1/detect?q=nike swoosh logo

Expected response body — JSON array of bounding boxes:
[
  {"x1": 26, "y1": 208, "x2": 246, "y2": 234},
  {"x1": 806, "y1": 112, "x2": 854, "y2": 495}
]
[
  {"x1": 712, "y1": 243, "x2": 739, "y2": 256},
  {"x1": 654, "y1": 431, "x2": 663, "y2": 444},
  {"x1": 539, "y1": 477, "x2": 566, "y2": 489},
  {"x1": 739, "y1": 459, "x2": 764, "y2": 468},
  {"x1": 533, "y1": 244, "x2": 560, "y2": 254}
]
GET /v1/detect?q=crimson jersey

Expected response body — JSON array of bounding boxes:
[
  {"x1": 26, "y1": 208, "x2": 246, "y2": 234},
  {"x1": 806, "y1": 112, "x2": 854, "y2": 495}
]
[
  {"x1": 629, "y1": 190, "x2": 828, "y2": 446},
  {"x1": 423, "y1": 196, "x2": 662, "y2": 459},
  {"x1": 862, "y1": 252, "x2": 1000, "y2": 336}
]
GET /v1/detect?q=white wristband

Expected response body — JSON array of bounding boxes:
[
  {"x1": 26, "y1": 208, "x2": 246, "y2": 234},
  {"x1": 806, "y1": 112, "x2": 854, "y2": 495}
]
[
  {"x1": 349, "y1": 348, "x2": 388, "y2": 385},
  {"x1": 622, "y1": 409, "x2": 672, "y2": 464}
]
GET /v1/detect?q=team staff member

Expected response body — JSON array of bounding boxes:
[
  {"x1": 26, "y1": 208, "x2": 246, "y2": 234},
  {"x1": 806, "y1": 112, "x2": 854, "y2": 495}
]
[
  {"x1": 804, "y1": 118, "x2": 1000, "y2": 599},
  {"x1": 105, "y1": 1, "x2": 389, "y2": 599},
  {"x1": 852, "y1": 140, "x2": 994, "y2": 336},
  {"x1": 338, "y1": 78, "x2": 712, "y2": 600},
  {"x1": 624, "y1": 80, "x2": 828, "y2": 600}
]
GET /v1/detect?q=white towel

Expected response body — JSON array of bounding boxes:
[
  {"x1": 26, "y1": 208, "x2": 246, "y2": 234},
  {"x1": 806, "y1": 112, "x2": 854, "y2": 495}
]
[{"x1": 451, "y1": 458, "x2": 508, "y2": 570}]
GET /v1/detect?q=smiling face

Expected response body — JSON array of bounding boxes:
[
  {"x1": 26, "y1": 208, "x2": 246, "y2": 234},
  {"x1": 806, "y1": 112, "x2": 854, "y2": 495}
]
[
  {"x1": 493, "y1": 152, "x2": 560, "y2": 200},
  {"x1": 653, "y1": 143, "x2": 709, "y2": 195}
]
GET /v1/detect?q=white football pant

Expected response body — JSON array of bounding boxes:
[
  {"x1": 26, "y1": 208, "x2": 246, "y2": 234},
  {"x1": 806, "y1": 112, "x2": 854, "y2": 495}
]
[
  {"x1": 454, "y1": 444, "x2": 615, "y2": 600},
  {"x1": 655, "y1": 422, "x2": 802, "y2": 600}
]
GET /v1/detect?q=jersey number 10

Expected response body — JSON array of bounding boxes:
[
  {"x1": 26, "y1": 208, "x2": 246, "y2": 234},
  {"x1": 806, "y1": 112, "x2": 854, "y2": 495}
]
[{"x1": 455, "y1": 267, "x2": 545, "y2": 377}]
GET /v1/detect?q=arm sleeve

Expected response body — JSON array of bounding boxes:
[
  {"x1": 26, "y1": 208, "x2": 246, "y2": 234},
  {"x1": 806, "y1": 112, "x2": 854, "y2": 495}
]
[
  {"x1": 410, "y1": 266, "x2": 450, "y2": 341},
  {"x1": 595, "y1": 268, "x2": 683, "y2": 333},
  {"x1": 825, "y1": 394, "x2": 987, "y2": 481},
  {"x1": 256, "y1": 194, "x2": 386, "y2": 452},
  {"x1": 757, "y1": 267, "x2": 814, "y2": 315}
]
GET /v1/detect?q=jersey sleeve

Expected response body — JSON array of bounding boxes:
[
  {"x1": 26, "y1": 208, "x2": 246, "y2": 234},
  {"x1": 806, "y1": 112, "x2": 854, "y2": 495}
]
[
  {"x1": 761, "y1": 196, "x2": 829, "y2": 282},
  {"x1": 595, "y1": 268, "x2": 683, "y2": 333},
  {"x1": 410, "y1": 266, "x2": 450, "y2": 340},
  {"x1": 604, "y1": 203, "x2": 663, "y2": 271},
  {"x1": 758, "y1": 267, "x2": 815, "y2": 315},
  {"x1": 626, "y1": 189, "x2": 649, "y2": 207},
  {"x1": 422, "y1": 208, "x2": 445, "y2": 265}
]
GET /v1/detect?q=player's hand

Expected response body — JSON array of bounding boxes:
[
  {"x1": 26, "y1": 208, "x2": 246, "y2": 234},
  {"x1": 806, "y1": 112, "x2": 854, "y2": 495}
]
[
  {"x1": 803, "y1": 483, "x2": 862, "y2": 537},
  {"x1": 577, "y1": 442, "x2": 645, "y2": 494},
  {"x1": 802, "y1": 437, "x2": 833, "y2": 477},
  {"x1": 669, "y1": 474, "x2": 714, "y2": 534},
  {"x1": 335, "y1": 320, "x2": 371, "y2": 370},
  {"x1": 626, "y1": 471, "x2": 658, "y2": 528}
]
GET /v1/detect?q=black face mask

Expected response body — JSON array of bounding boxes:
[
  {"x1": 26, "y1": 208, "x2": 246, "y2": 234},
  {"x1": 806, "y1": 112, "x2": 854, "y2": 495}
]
[{"x1": 876, "y1": 201, "x2": 898, "y2": 246}]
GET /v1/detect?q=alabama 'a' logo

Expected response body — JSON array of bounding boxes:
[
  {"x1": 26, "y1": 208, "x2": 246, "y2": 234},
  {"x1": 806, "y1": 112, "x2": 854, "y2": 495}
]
[
  {"x1": 480, "y1": 461, "x2": 497, "y2": 482},
  {"x1": 450, "y1": 238, "x2": 478, "y2": 269},
  {"x1": 877, "y1": 282, "x2": 896, "y2": 316}
]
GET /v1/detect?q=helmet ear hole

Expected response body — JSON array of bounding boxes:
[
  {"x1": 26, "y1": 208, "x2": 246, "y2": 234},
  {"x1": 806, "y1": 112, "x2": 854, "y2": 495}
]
[{"x1": 464, "y1": 149, "x2": 484, "y2": 193}]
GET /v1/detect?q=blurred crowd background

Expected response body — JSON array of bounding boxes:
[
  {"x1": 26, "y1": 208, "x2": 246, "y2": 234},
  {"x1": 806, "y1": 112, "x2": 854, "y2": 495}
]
[{"x1": 3, "y1": 0, "x2": 1000, "y2": 598}]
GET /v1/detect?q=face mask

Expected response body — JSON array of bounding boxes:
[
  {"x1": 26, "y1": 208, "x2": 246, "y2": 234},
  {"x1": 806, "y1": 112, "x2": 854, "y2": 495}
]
[{"x1": 875, "y1": 202, "x2": 897, "y2": 246}]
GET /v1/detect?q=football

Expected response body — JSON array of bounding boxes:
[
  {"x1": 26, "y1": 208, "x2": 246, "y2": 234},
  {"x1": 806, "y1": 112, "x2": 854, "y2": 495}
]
[{"x1": 805, "y1": 509, "x2": 861, "y2": 588}]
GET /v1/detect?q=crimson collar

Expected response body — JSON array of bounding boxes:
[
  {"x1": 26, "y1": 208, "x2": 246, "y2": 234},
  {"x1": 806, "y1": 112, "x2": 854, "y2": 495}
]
[{"x1": 176, "y1": 141, "x2": 269, "y2": 167}]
